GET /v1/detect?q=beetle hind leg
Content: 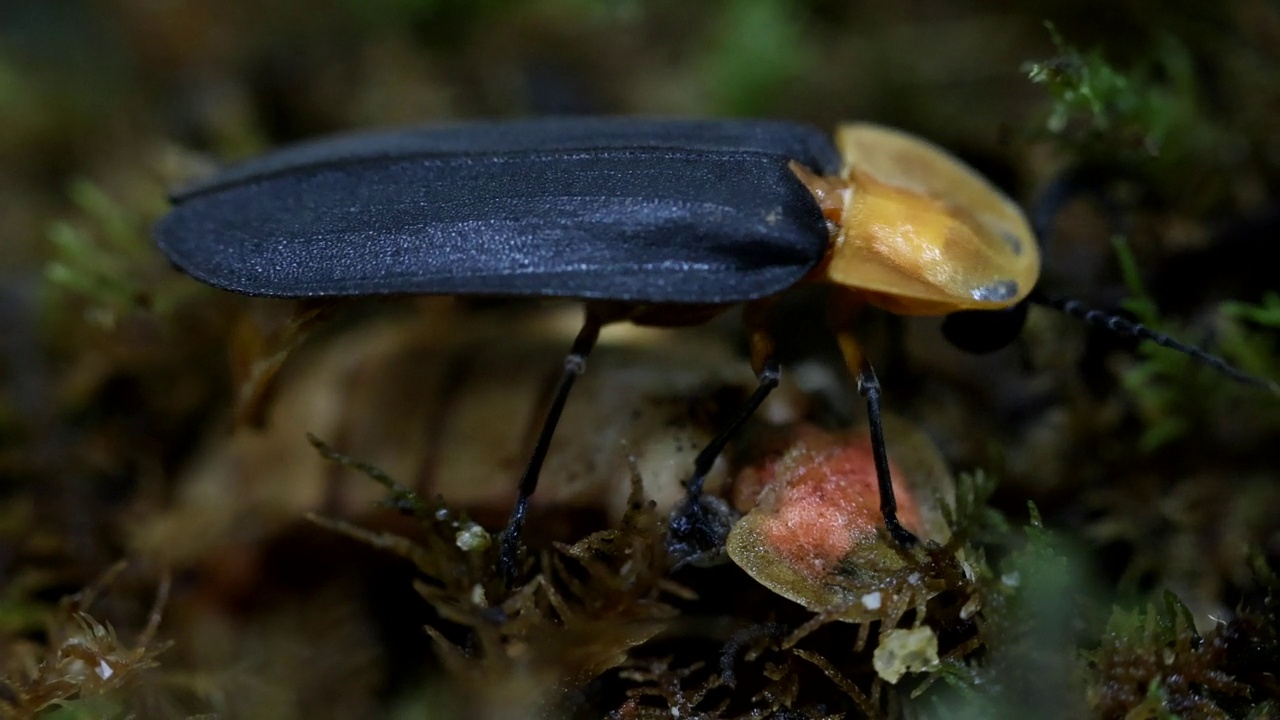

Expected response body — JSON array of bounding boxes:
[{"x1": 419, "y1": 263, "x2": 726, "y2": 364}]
[
  {"x1": 497, "y1": 309, "x2": 603, "y2": 583},
  {"x1": 668, "y1": 357, "x2": 781, "y2": 565}
]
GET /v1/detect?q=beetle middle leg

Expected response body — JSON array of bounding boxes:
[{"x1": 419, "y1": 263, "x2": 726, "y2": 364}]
[
  {"x1": 668, "y1": 301, "x2": 780, "y2": 564},
  {"x1": 667, "y1": 357, "x2": 781, "y2": 565}
]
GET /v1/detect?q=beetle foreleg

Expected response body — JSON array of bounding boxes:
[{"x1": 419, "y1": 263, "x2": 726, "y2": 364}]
[
  {"x1": 497, "y1": 309, "x2": 604, "y2": 582},
  {"x1": 854, "y1": 357, "x2": 919, "y2": 548},
  {"x1": 832, "y1": 293, "x2": 919, "y2": 549}
]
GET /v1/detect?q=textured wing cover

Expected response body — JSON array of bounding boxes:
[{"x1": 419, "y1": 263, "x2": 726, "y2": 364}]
[{"x1": 156, "y1": 118, "x2": 838, "y2": 304}]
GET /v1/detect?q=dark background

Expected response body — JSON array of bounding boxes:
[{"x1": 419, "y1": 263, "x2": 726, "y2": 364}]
[{"x1": 2, "y1": 1, "x2": 1279, "y2": 717}]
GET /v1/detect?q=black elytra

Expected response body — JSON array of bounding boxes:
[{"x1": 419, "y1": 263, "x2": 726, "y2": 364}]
[{"x1": 157, "y1": 118, "x2": 842, "y2": 303}]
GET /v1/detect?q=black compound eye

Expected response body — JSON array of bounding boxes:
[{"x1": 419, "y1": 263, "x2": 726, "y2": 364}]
[{"x1": 941, "y1": 300, "x2": 1030, "y2": 355}]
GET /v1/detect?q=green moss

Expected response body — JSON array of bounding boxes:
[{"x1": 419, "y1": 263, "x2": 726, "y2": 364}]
[
  {"x1": 1, "y1": 568, "x2": 171, "y2": 718},
  {"x1": 0, "y1": 58, "x2": 24, "y2": 110},
  {"x1": 1218, "y1": 293, "x2": 1280, "y2": 386},
  {"x1": 917, "y1": 503, "x2": 1096, "y2": 719},
  {"x1": 1086, "y1": 591, "x2": 1245, "y2": 718},
  {"x1": 942, "y1": 469, "x2": 1008, "y2": 544},
  {"x1": 40, "y1": 696, "x2": 128, "y2": 720},
  {"x1": 1110, "y1": 235, "x2": 1280, "y2": 450},
  {"x1": 1024, "y1": 22, "x2": 1206, "y2": 169},
  {"x1": 703, "y1": 0, "x2": 810, "y2": 117},
  {"x1": 43, "y1": 179, "x2": 190, "y2": 330},
  {"x1": 307, "y1": 433, "x2": 433, "y2": 518}
]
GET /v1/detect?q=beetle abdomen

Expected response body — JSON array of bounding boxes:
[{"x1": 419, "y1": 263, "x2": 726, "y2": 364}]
[{"x1": 157, "y1": 118, "x2": 839, "y2": 304}]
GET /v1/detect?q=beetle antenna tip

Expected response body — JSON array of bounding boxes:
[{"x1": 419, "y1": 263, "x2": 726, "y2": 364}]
[{"x1": 1031, "y1": 291, "x2": 1279, "y2": 393}]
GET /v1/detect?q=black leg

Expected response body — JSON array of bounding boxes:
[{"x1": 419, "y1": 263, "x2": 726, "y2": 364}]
[
  {"x1": 497, "y1": 313, "x2": 602, "y2": 582},
  {"x1": 856, "y1": 358, "x2": 918, "y2": 548},
  {"x1": 668, "y1": 358, "x2": 781, "y2": 563},
  {"x1": 687, "y1": 357, "x2": 781, "y2": 499}
]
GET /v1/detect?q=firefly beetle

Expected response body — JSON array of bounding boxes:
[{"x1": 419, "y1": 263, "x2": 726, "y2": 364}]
[{"x1": 154, "y1": 117, "x2": 1264, "y2": 578}]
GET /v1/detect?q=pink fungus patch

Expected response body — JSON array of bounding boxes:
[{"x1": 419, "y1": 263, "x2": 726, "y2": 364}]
[{"x1": 736, "y1": 426, "x2": 924, "y2": 582}]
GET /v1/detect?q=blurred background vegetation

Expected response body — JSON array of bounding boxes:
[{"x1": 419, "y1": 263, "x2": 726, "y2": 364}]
[{"x1": 2, "y1": 0, "x2": 1279, "y2": 717}]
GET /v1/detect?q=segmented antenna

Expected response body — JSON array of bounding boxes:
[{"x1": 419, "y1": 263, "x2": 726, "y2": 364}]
[{"x1": 1031, "y1": 289, "x2": 1280, "y2": 395}]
